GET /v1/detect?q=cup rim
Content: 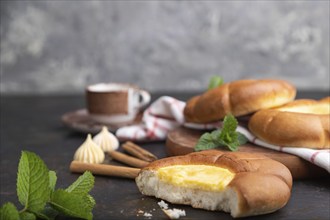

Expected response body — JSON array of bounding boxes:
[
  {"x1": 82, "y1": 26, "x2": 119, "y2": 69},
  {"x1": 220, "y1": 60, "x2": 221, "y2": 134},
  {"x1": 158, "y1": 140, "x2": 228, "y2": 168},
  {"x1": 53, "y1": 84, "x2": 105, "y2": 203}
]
[{"x1": 86, "y1": 83, "x2": 139, "y2": 93}]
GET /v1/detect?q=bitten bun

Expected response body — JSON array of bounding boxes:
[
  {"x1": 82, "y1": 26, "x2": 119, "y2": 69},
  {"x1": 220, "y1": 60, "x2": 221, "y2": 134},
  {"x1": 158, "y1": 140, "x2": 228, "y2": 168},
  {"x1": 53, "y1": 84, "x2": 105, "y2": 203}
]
[
  {"x1": 249, "y1": 97, "x2": 330, "y2": 149},
  {"x1": 184, "y1": 79, "x2": 296, "y2": 123},
  {"x1": 136, "y1": 150, "x2": 292, "y2": 218}
]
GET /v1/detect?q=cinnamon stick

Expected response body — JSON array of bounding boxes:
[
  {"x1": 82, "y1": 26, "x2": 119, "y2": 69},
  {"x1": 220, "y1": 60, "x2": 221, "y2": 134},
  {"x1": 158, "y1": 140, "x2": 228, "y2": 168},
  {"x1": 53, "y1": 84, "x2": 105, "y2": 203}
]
[
  {"x1": 108, "y1": 151, "x2": 149, "y2": 168},
  {"x1": 122, "y1": 141, "x2": 158, "y2": 162},
  {"x1": 70, "y1": 161, "x2": 140, "y2": 179}
]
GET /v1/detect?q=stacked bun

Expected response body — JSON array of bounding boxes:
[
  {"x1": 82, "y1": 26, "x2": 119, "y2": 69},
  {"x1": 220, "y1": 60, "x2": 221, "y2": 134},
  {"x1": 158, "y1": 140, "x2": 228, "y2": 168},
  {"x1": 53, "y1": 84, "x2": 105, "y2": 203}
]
[
  {"x1": 248, "y1": 97, "x2": 330, "y2": 149},
  {"x1": 184, "y1": 79, "x2": 296, "y2": 123},
  {"x1": 184, "y1": 78, "x2": 329, "y2": 149}
]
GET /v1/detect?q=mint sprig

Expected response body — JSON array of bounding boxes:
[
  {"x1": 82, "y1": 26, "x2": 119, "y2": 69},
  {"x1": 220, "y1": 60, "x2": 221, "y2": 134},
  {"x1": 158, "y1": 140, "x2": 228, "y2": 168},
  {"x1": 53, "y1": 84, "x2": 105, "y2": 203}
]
[
  {"x1": 0, "y1": 151, "x2": 95, "y2": 220},
  {"x1": 195, "y1": 114, "x2": 248, "y2": 151},
  {"x1": 208, "y1": 75, "x2": 224, "y2": 90}
]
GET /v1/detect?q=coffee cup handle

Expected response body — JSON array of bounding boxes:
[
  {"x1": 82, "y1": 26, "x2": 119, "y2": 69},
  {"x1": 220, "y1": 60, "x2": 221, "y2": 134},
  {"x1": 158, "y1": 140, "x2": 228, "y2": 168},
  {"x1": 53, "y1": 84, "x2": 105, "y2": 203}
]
[{"x1": 138, "y1": 90, "x2": 151, "y2": 109}]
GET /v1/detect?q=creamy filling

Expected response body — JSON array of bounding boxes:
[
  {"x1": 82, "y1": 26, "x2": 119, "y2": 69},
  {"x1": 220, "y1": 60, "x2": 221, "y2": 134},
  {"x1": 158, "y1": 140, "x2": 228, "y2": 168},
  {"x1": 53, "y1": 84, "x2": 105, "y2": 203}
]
[{"x1": 157, "y1": 165, "x2": 235, "y2": 191}]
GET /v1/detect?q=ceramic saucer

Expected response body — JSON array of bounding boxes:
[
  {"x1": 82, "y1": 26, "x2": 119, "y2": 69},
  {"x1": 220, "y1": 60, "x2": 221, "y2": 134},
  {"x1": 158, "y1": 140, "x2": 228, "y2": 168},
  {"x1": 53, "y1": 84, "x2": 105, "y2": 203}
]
[{"x1": 61, "y1": 109, "x2": 143, "y2": 134}]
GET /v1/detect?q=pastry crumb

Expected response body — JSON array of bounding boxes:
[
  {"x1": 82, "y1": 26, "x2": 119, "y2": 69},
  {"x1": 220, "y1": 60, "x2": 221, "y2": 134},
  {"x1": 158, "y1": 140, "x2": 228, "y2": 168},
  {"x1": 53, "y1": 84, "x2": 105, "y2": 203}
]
[
  {"x1": 143, "y1": 212, "x2": 152, "y2": 217},
  {"x1": 162, "y1": 208, "x2": 186, "y2": 219},
  {"x1": 137, "y1": 209, "x2": 153, "y2": 218},
  {"x1": 158, "y1": 200, "x2": 186, "y2": 219},
  {"x1": 158, "y1": 200, "x2": 169, "y2": 209}
]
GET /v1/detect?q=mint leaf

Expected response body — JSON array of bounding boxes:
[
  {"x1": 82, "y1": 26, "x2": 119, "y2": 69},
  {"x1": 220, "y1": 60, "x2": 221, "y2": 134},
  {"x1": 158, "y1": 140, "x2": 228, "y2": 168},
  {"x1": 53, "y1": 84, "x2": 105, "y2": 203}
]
[
  {"x1": 33, "y1": 209, "x2": 55, "y2": 220},
  {"x1": 208, "y1": 75, "x2": 224, "y2": 90},
  {"x1": 219, "y1": 114, "x2": 238, "y2": 141},
  {"x1": 195, "y1": 133, "x2": 219, "y2": 151},
  {"x1": 40, "y1": 206, "x2": 59, "y2": 220},
  {"x1": 50, "y1": 189, "x2": 93, "y2": 220},
  {"x1": 64, "y1": 171, "x2": 95, "y2": 210},
  {"x1": 218, "y1": 114, "x2": 240, "y2": 151},
  {"x1": 237, "y1": 132, "x2": 248, "y2": 145},
  {"x1": 194, "y1": 115, "x2": 248, "y2": 151},
  {"x1": 218, "y1": 114, "x2": 248, "y2": 151},
  {"x1": 19, "y1": 211, "x2": 36, "y2": 220},
  {"x1": 44, "y1": 207, "x2": 58, "y2": 220},
  {"x1": 49, "y1": 171, "x2": 57, "y2": 192},
  {"x1": 65, "y1": 171, "x2": 94, "y2": 195},
  {"x1": 210, "y1": 129, "x2": 221, "y2": 140},
  {"x1": 17, "y1": 151, "x2": 50, "y2": 213},
  {"x1": 85, "y1": 194, "x2": 96, "y2": 210},
  {"x1": 0, "y1": 202, "x2": 20, "y2": 220},
  {"x1": 219, "y1": 139, "x2": 240, "y2": 151},
  {"x1": 33, "y1": 205, "x2": 58, "y2": 220}
]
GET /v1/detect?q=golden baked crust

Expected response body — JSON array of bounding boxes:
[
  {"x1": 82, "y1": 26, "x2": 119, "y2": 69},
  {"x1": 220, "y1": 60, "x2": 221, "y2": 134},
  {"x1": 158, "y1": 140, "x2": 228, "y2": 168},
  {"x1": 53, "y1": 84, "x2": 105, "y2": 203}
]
[
  {"x1": 136, "y1": 150, "x2": 292, "y2": 218},
  {"x1": 184, "y1": 79, "x2": 296, "y2": 123},
  {"x1": 248, "y1": 97, "x2": 330, "y2": 149}
]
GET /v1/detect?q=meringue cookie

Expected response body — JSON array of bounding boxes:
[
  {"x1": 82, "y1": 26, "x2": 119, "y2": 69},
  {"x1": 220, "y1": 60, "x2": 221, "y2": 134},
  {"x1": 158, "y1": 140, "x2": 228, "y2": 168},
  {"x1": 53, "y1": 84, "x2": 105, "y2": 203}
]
[
  {"x1": 93, "y1": 126, "x2": 119, "y2": 152},
  {"x1": 73, "y1": 134, "x2": 105, "y2": 164}
]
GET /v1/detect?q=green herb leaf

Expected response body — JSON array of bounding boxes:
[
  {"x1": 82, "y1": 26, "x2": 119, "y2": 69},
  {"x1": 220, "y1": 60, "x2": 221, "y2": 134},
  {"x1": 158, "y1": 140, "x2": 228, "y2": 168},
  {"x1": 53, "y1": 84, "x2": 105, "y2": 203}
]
[
  {"x1": 210, "y1": 129, "x2": 221, "y2": 140},
  {"x1": 208, "y1": 76, "x2": 224, "y2": 90},
  {"x1": 19, "y1": 211, "x2": 36, "y2": 220},
  {"x1": 3, "y1": 151, "x2": 96, "y2": 220},
  {"x1": 17, "y1": 151, "x2": 50, "y2": 213},
  {"x1": 49, "y1": 171, "x2": 57, "y2": 192},
  {"x1": 0, "y1": 202, "x2": 20, "y2": 220},
  {"x1": 64, "y1": 171, "x2": 95, "y2": 210},
  {"x1": 221, "y1": 139, "x2": 240, "y2": 151},
  {"x1": 195, "y1": 133, "x2": 219, "y2": 151},
  {"x1": 219, "y1": 114, "x2": 238, "y2": 141},
  {"x1": 35, "y1": 206, "x2": 58, "y2": 220},
  {"x1": 237, "y1": 132, "x2": 248, "y2": 146},
  {"x1": 85, "y1": 194, "x2": 96, "y2": 210},
  {"x1": 50, "y1": 189, "x2": 93, "y2": 220},
  {"x1": 218, "y1": 114, "x2": 239, "y2": 151},
  {"x1": 65, "y1": 171, "x2": 94, "y2": 195},
  {"x1": 194, "y1": 114, "x2": 248, "y2": 151}
]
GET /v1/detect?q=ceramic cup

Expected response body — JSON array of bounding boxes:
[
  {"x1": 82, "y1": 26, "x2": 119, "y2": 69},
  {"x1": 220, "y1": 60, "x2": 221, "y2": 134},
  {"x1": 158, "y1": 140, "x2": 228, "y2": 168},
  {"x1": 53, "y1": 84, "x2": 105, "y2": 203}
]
[{"x1": 86, "y1": 83, "x2": 151, "y2": 124}]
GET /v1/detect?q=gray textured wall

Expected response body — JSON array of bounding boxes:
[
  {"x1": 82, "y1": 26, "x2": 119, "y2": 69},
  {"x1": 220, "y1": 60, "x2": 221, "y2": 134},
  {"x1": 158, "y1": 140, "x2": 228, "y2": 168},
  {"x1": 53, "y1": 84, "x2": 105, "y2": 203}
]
[{"x1": 1, "y1": 1, "x2": 329, "y2": 95}]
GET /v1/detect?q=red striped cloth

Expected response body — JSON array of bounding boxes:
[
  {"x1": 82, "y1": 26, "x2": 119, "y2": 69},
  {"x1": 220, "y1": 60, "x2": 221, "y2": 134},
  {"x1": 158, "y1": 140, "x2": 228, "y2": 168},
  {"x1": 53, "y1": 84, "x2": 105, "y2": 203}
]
[
  {"x1": 116, "y1": 96, "x2": 330, "y2": 173},
  {"x1": 116, "y1": 96, "x2": 185, "y2": 140}
]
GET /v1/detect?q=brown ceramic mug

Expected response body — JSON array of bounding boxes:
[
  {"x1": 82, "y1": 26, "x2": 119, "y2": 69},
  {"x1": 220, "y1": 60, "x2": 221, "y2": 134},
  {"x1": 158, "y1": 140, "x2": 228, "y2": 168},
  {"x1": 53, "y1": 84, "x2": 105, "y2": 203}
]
[{"x1": 86, "y1": 83, "x2": 151, "y2": 124}]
